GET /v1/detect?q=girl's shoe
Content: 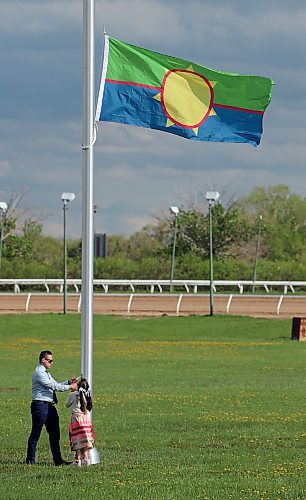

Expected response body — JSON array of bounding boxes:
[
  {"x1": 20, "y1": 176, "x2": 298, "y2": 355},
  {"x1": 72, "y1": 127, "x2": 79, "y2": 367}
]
[
  {"x1": 81, "y1": 459, "x2": 90, "y2": 467},
  {"x1": 70, "y1": 460, "x2": 81, "y2": 467}
]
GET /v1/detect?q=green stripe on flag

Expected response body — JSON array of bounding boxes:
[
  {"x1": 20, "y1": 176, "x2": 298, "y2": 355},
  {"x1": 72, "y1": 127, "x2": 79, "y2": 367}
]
[{"x1": 106, "y1": 37, "x2": 273, "y2": 112}]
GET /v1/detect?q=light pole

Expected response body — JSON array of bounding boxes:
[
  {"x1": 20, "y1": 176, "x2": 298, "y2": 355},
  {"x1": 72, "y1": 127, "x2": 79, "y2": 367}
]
[
  {"x1": 0, "y1": 202, "x2": 8, "y2": 269},
  {"x1": 205, "y1": 191, "x2": 220, "y2": 317},
  {"x1": 169, "y1": 206, "x2": 179, "y2": 292},
  {"x1": 61, "y1": 193, "x2": 75, "y2": 314},
  {"x1": 252, "y1": 214, "x2": 263, "y2": 293}
]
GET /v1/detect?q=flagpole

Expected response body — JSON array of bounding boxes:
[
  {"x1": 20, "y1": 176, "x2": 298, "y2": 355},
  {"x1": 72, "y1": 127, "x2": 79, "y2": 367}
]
[
  {"x1": 81, "y1": 0, "x2": 100, "y2": 466},
  {"x1": 81, "y1": 0, "x2": 94, "y2": 390}
]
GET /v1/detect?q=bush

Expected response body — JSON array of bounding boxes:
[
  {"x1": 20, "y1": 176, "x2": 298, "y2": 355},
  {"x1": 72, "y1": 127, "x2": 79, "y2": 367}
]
[
  {"x1": 94, "y1": 257, "x2": 138, "y2": 279},
  {"x1": 214, "y1": 258, "x2": 252, "y2": 280}
]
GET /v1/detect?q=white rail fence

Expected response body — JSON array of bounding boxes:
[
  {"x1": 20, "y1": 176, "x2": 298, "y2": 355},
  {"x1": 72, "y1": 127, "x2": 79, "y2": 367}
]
[
  {"x1": 0, "y1": 278, "x2": 304, "y2": 294},
  {"x1": 1, "y1": 279, "x2": 306, "y2": 317},
  {"x1": 1, "y1": 291, "x2": 306, "y2": 316}
]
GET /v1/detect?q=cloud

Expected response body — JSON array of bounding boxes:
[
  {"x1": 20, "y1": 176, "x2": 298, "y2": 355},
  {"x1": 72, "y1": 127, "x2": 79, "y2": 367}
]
[
  {"x1": 0, "y1": 160, "x2": 10, "y2": 177},
  {"x1": 0, "y1": 0, "x2": 306, "y2": 237}
]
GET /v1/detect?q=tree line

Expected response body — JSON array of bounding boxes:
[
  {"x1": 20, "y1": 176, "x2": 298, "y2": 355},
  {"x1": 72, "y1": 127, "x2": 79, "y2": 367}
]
[{"x1": 1, "y1": 185, "x2": 306, "y2": 282}]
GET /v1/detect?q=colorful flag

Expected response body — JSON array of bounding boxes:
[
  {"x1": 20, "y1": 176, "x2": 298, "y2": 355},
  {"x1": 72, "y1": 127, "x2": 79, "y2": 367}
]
[{"x1": 95, "y1": 36, "x2": 274, "y2": 146}]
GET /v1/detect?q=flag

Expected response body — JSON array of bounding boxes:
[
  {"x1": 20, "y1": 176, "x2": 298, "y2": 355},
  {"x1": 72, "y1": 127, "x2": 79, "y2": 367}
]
[{"x1": 95, "y1": 36, "x2": 274, "y2": 146}]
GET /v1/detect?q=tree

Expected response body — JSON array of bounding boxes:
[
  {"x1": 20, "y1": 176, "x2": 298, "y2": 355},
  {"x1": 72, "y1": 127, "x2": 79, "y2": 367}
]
[
  {"x1": 1, "y1": 190, "x2": 48, "y2": 259},
  {"x1": 152, "y1": 202, "x2": 254, "y2": 259},
  {"x1": 126, "y1": 231, "x2": 161, "y2": 261},
  {"x1": 241, "y1": 185, "x2": 306, "y2": 261}
]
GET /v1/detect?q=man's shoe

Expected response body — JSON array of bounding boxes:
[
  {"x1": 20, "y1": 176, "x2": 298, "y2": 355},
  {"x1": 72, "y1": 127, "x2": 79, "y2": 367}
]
[
  {"x1": 55, "y1": 460, "x2": 73, "y2": 466},
  {"x1": 25, "y1": 461, "x2": 35, "y2": 465}
]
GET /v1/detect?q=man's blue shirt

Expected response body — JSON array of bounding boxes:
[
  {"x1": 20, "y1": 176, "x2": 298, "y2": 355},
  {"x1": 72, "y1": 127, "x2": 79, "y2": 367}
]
[{"x1": 32, "y1": 364, "x2": 70, "y2": 402}]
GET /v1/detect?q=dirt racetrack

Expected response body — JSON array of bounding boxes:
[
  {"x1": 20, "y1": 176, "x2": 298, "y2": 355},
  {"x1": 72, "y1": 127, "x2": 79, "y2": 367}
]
[{"x1": 1, "y1": 293, "x2": 306, "y2": 318}]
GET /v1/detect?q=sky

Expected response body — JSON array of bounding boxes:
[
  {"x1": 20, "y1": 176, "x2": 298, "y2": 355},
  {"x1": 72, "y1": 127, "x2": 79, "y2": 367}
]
[{"x1": 0, "y1": 0, "x2": 305, "y2": 239}]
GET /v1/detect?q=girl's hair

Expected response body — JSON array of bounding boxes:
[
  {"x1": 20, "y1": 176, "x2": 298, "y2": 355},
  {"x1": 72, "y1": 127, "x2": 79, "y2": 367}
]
[{"x1": 77, "y1": 378, "x2": 93, "y2": 413}]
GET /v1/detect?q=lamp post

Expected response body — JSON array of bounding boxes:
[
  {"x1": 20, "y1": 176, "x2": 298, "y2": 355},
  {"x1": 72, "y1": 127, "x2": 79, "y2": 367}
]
[
  {"x1": 252, "y1": 214, "x2": 263, "y2": 293},
  {"x1": 0, "y1": 202, "x2": 8, "y2": 269},
  {"x1": 169, "y1": 206, "x2": 179, "y2": 292},
  {"x1": 205, "y1": 191, "x2": 220, "y2": 317},
  {"x1": 61, "y1": 193, "x2": 75, "y2": 314}
]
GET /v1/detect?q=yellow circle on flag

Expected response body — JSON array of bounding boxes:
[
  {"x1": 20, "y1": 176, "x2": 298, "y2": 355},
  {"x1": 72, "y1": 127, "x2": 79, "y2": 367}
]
[{"x1": 161, "y1": 69, "x2": 214, "y2": 129}]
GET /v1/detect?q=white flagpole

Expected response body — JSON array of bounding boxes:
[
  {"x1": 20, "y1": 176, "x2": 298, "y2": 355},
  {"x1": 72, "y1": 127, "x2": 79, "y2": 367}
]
[
  {"x1": 81, "y1": 14, "x2": 107, "y2": 392},
  {"x1": 81, "y1": 0, "x2": 100, "y2": 466},
  {"x1": 81, "y1": 0, "x2": 94, "y2": 389}
]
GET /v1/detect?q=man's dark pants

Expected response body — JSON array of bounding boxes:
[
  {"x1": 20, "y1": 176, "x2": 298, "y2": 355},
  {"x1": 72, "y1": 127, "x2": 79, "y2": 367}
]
[{"x1": 26, "y1": 401, "x2": 63, "y2": 465}]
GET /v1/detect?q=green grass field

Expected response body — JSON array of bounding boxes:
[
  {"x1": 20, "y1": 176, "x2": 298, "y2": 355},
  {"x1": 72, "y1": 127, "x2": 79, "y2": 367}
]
[{"x1": 0, "y1": 314, "x2": 305, "y2": 499}]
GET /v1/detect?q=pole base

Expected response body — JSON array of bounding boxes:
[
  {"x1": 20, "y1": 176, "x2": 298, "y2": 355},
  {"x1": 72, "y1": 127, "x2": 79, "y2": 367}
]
[{"x1": 89, "y1": 447, "x2": 100, "y2": 465}]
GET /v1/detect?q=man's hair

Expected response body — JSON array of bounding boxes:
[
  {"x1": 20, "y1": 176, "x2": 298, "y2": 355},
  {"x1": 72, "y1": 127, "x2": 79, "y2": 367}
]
[{"x1": 39, "y1": 350, "x2": 52, "y2": 362}]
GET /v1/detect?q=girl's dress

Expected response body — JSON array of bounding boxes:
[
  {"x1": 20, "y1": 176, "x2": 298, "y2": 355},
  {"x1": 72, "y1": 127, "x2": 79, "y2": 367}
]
[{"x1": 66, "y1": 391, "x2": 94, "y2": 451}]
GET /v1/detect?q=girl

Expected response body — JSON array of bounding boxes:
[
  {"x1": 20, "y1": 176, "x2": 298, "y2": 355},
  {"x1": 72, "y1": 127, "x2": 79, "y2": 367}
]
[{"x1": 66, "y1": 377, "x2": 95, "y2": 466}]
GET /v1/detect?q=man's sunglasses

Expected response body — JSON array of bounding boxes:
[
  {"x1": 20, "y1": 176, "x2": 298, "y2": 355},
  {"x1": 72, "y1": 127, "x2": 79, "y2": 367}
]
[{"x1": 44, "y1": 358, "x2": 53, "y2": 363}]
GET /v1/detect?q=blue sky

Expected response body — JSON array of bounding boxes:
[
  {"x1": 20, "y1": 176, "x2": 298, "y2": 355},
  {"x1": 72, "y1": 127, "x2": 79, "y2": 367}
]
[{"x1": 0, "y1": 0, "x2": 305, "y2": 238}]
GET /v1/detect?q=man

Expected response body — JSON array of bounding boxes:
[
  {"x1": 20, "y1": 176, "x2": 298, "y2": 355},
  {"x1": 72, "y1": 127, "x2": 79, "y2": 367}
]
[{"x1": 26, "y1": 350, "x2": 78, "y2": 466}]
